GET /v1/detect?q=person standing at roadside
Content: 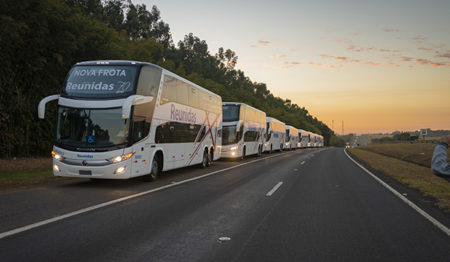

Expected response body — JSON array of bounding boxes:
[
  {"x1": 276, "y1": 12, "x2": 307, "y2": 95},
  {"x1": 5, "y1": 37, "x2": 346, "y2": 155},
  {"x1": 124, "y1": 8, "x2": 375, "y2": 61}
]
[{"x1": 431, "y1": 136, "x2": 450, "y2": 176}]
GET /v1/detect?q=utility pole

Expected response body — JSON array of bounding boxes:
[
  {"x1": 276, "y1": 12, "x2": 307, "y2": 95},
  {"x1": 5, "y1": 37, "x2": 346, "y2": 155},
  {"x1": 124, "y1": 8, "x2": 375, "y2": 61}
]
[
  {"x1": 332, "y1": 120, "x2": 334, "y2": 132},
  {"x1": 342, "y1": 120, "x2": 344, "y2": 135}
]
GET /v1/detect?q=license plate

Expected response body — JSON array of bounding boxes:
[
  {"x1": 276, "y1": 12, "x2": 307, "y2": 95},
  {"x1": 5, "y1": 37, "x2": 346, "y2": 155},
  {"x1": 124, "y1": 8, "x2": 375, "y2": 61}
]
[{"x1": 79, "y1": 170, "x2": 92, "y2": 175}]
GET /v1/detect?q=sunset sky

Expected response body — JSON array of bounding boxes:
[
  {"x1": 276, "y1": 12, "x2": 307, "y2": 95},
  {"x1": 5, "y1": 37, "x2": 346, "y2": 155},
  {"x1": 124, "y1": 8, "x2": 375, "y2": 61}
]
[{"x1": 137, "y1": 0, "x2": 450, "y2": 134}]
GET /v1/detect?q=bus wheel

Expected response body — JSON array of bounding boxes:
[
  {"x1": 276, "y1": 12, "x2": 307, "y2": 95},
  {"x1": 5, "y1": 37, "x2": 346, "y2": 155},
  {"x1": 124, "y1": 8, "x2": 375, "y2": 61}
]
[
  {"x1": 201, "y1": 149, "x2": 209, "y2": 168},
  {"x1": 143, "y1": 155, "x2": 160, "y2": 182},
  {"x1": 207, "y1": 149, "x2": 213, "y2": 167},
  {"x1": 241, "y1": 147, "x2": 246, "y2": 160}
]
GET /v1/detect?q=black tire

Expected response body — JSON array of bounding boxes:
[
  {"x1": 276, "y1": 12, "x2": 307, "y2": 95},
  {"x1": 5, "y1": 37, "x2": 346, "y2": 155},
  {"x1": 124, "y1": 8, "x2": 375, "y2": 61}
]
[
  {"x1": 207, "y1": 149, "x2": 214, "y2": 167},
  {"x1": 200, "y1": 149, "x2": 208, "y2": 168},
  {"x1": 142, "y1": 155, "x2": 160, "y2": 182}
]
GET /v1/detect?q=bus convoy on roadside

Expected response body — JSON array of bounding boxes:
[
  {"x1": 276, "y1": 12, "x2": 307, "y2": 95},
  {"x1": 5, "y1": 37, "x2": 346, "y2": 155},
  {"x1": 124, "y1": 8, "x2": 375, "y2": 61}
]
[{"x1": 38, "y1": 61, "x2": 324, "y2": 181}]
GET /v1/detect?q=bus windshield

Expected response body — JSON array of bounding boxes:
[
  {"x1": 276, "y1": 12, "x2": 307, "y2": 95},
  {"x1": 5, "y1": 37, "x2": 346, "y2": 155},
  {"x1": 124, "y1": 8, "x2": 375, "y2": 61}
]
[
  {"x1": 285, "y1": 129, "x2": 290, "y2": 142},
  {"x1": 56, "y1": 106, "x2": 129, "y2": 151},
  {"x1": 222, "y1": 125, "x2": 242, "y2": 145},
  {"x1": 222, "y1": 105, "x2": 240, "y2": 122}
]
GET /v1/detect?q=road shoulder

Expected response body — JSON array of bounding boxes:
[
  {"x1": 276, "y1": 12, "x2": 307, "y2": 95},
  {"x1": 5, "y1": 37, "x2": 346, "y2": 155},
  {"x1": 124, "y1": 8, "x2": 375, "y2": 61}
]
[{"x1": 346, "y1": 148, "x2": 450, "y2": 231}]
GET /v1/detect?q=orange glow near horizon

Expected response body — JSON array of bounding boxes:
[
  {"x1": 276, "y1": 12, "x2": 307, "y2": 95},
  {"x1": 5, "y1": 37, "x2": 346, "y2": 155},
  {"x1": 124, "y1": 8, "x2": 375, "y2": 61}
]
[{"x1": 137, "y1": 0, "x2": 450, "y2": 134}]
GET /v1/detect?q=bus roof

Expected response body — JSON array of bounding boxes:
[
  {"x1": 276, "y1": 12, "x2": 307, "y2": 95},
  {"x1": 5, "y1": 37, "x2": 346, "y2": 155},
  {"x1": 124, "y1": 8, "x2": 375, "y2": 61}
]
[{"x1": 266, "y1": 116, "x2": 284, "y2": 124}]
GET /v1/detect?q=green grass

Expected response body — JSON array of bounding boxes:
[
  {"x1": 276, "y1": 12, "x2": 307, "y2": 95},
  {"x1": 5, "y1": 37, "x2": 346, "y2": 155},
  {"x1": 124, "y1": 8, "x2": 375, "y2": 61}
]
[
  {"x1": 0, "y1": 158, "x2": 71, "y2": 191},
  {"x1": 356, "y1": 143, "x2": 449, "y2": 167},
  {"x1": 349, "y1": 148, "x2": 450, "y2": 212}
]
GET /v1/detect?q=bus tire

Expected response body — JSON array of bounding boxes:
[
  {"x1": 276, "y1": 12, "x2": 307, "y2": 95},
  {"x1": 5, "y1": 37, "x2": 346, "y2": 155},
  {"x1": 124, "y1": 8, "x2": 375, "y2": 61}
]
[
  {"x1": 201, "y1": 149, "x2": 209, "y2": 168},
  {"x1": 143, "y1": 155, "x2": 160, "y2": 182},
  {"x1": 208, "y1": 149, "x2": 214, "y2": 166}
]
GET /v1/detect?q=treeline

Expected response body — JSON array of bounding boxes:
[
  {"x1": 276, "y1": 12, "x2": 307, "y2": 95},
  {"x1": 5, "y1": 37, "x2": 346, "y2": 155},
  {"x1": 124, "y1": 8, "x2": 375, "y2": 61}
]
[
  {"x1": 372, "y1": 133, "x2": 419, "y2": 144},
  {"x1": 0, "y1": 0, "x2": 340, "y2": 158}
]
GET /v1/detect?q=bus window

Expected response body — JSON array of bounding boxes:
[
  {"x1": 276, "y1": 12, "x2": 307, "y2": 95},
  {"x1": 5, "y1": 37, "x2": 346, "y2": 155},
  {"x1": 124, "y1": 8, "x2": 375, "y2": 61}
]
[{"x1": 136, "y1": 66, "x2": 162, "y2": 97}]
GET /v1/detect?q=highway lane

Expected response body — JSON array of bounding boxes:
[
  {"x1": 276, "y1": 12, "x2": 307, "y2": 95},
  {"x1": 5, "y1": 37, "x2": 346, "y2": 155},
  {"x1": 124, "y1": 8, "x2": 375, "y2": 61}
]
[
  {"x1": 1, "y1": 148, "x2": 450, "y2": 261},
  {"x1": 0, "y1": 150, "x2": 295, "y2": 233}
]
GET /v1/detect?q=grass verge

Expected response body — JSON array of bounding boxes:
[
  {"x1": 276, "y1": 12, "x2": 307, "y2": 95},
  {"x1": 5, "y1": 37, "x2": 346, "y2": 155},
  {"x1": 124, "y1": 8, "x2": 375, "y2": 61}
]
[
  {"x1": 356, "y1": 143, "x2": 449, "y2": 167},
  {"x1": 0, "y1": 158, "x2": 71, "y2": 192},
  {"x1": 349, "y1": 148, "x2": 450, "y2": 212}
]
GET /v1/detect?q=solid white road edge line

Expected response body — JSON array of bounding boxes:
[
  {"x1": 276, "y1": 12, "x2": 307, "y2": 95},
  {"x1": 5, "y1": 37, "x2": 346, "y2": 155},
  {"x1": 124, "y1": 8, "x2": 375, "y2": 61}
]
[
  {"x1": 344, "y1": 149, "x2": 450, "y2": 237},
  {"x1": 266, "y1": 182, "x2": 283, "y2": 197},
  {"x1": 0, "y1": 150, "x2": 299, "y2": 240}
]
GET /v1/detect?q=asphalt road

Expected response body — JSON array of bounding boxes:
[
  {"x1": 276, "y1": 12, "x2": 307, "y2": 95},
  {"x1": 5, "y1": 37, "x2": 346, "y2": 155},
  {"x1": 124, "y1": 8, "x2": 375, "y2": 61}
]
[{"x1": 1, "y1": 148, "x2": 450, "y2": 261}]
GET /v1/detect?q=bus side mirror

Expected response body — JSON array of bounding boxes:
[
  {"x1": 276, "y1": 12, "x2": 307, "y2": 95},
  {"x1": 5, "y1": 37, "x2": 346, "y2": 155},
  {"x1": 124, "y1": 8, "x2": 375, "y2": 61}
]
[
  {"x1": 38, "y1": 94, "x2": 60, "y2": 119},
  {"x1": 236, "y1": 120, "x2": 243, "y2": 132},
  {"x1": 122, "y1": 95, "x2": 153, "y2": 119}
]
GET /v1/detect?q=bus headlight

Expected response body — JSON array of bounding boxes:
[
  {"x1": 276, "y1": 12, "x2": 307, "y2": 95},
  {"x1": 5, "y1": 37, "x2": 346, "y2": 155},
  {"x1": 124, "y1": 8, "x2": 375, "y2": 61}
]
[
  {"x1": 52, "y1": 151, "x2": 64, "y2": 161},
  {"x1": 115, "y1": 166, "x2": 126, "y2": 174},
  {"x1": 53, "y1": 164, "x2": 60, "y2": 172},
  {"x1": 110, "y1": 152, "x2": 135, "y2": 163},
  {"x1": 230, "y1": 146, "x2": 238, "y2": 151}
]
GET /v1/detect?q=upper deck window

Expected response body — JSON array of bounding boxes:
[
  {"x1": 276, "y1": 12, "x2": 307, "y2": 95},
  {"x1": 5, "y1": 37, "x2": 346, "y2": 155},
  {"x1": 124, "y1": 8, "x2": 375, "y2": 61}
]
[
  {"x1": 222, "y1": 104, "x2": 240, "y2": 122},
  {"x1": 64, "y1": 65, "x2": 138, "y2": 98}
]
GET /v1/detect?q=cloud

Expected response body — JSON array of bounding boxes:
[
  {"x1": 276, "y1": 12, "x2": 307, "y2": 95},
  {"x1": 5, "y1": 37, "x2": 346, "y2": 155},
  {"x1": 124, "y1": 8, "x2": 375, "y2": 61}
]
[
  {"x1": 385, "y1": 62, "x2": 400, "y2": 68},
  {"x1": 416, "y1": 58, "x2": 446, "y2": 67},
  {"x1": 347, "y1": 45, "x2": 375, "y2": 53},
  {"x1": 379, "y1": 48, "x2": 400, "y2": 53},
  {"x1": 307, "y1": 62, "x2": 322, "y2": 66},
  {"x1": 269, "y1": 54, "x2": 287, "y2": 59},
  {"x1": 250, "y1": 40, "x2": 271, "y2": 48},
  {"x1": 437, "y1": 52, "x2": 450, "y2": 59},
  {"x1": 328, "y1": 65, "x2": 338, "y2": 69},
  {"x1": 320, "y1": 54, "x2": 347, "y2": 61},
  {"x1": 418, "y1": 47, "x2": 433, "y2": 51},
  {"x1": 383, "y1": 27, "x2": 400, "y2": 33},
  {"x1": 412, "y1": 35, "x2": 426, "y2": 44},
  {"x1": 283, "y1": 61, "x2": 300, "y2": 65},
  {"x1": 401, "y1": 56, "x2": 413, "y2": 62},
  {"x1": 361, "y1": 61, "x2": 379, "y2": 67}
]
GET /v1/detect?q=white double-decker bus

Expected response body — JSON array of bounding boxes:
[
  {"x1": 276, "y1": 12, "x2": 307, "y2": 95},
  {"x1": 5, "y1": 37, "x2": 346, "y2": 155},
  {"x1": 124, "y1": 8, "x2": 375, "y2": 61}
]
[
  {"x1": 38, "y1": 61, "x2": 222, "y2": 180},
  {"x1": 298, "y1": 129, "x2": 308, "y2": 148},
  {"x1": 306, "y1": 132, "x2": 313, "y2": 148},
  {"x1": 221, "y1": 102, "x2": 266, "y2": 159},
  {"x1": 284, "y1": 125, "x2": 299, "y2": 150},
  {"x1": 316, "y1": 135, "x2": 324, "y2": 147},
  {"x1": 264, "y1": 117, "x2": 286, "y2": 153}
]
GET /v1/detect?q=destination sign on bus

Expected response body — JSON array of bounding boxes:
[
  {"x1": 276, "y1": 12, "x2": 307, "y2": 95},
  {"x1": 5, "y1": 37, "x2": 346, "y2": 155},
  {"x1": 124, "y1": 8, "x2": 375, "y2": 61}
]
[{"x1": 64, "y1": 66, "x2": 137, "y2": 97}]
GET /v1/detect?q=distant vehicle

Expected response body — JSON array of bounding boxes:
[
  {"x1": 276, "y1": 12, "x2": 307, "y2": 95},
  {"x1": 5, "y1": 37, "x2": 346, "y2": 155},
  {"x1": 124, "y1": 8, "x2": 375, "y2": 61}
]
[
  {"x1": 38, "y1": 60, "x2": 222, "y2": 180},
  {"x1": 221, "y1": 102, "x2": 266, "y2": 159},
  {"x1": 285, "y1": 125, "x2": 299, "y2": 150},
  {"x1": 307, "y1": 132, "x2": 314, "y2": 148},
  {"x1": 317, "y1": 135, "x2": 324, "y2": 147},
  {"x1": 264, "y1": 117, "x2": 286, "y2": 152},
  {"x1": 298, "y1": 129, "x2": 309, "y2": 148},
  {"x1": 346, "y1": 142, "x2": 350, "y2": 149}
]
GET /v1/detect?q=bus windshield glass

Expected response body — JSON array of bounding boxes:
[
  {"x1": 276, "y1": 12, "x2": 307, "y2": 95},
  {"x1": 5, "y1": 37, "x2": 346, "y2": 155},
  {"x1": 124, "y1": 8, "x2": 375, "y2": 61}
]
[
  {"x1": 222, "y1": 125, "x2": 241, "y2": 145},
  {"x1": 56, "y1": 106, "x2": 129, "y2": 150},
  {"x1": 222, "y1": 105, "x2": 240, "y2": 122},
  {"x1": 64, "y1": 65, "x2": 138, "y2": 98}
]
